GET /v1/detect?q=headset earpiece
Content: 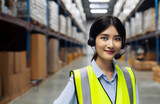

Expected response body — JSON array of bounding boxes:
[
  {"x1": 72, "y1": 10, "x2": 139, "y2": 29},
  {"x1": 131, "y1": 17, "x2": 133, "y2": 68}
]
[
  {"x1": 87, "y1": 38, "x2": 95, "y2": 47},
  {"x1": 115, "y1": 45, "x2": 127, "y2": 59},
  {"x1": 121, "y1": 40, "x2": 125, "y2": 49}
]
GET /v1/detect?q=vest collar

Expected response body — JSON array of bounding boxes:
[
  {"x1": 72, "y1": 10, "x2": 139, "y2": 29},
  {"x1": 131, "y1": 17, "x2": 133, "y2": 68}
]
[{"x1": 91, "y1": 60, "x2": 117, "y2": 81}]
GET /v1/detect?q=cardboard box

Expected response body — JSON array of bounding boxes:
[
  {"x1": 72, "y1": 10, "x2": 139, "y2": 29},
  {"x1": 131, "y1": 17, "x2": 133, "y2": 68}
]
[
  {"x1": 48, "y1": 39, "x2": 60, "y2": 73},
  {"x1": 19, "y1": 69, "x2": 30, "y2": 91},
  {"x1": 30, "y1": 34, "x2": 47, "y2": 80},
  {"x1": 133, "y1": 59, "x2": 157, "y2": 71},
  {"x1": 0, "y1": 52, "x2": 14, "y2": 76},
  {"x1": 42, "y1": 36, "x2": 47, "y2": 78},
  {"x1": 10, "y1": 68, "x2": 30, "y2": 97},
  {"x1": 10, "y1": 74, "x2": 19, "y2": 96},
  {"x1": 145, "y1": 52, "x2": 156, "y2": 60},
  {"x1": 68, "y1": 53, "x2": 73, "y2": 62},
  {"x1": 20, "y1": 51, "x2": 27, "y2": 72},
  {"x1": 14, "y1": 52, "x2": 20, "y2": 74},
  {"x1": 152, "y1": 65, "x2": 160, "y2": 83},
  {"x1": 0, "y1": 52, "x2": 13, "y2": 97},
  {"x1": 60, "y1": 47, "x2": 66, "y2": 62},
  {"x1": 73, "y1": 52, "x2": 78, "y2": 59},
  {"x1": 0, "y1": 76, "x2": 1, "y2": 98}
]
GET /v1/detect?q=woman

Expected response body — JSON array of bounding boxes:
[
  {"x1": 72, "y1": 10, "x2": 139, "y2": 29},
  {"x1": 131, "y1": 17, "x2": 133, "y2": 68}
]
[{"x1": 54, "y1": 15, "x2": 139, "y2": 104}]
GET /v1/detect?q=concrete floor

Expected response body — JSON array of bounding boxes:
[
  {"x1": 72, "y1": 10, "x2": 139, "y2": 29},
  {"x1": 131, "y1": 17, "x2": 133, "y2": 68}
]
[{"x1": 10, "y1": 55, "x2": 160, "y2": 104}]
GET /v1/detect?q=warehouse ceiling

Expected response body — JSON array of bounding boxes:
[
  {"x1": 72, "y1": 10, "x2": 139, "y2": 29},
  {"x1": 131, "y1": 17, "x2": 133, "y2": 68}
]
[{"x1": 81, "y1": 0, "x2": 117, "y2": 20}]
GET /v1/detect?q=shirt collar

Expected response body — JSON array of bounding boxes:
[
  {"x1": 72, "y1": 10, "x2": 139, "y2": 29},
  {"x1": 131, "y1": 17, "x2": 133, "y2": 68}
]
[{"x1": 91, "y1": 60, "x2": 117, "y2": 79}]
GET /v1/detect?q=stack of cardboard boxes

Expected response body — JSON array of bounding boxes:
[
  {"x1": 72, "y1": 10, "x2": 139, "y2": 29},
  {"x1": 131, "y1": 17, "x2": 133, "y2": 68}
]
[
  {"x1": 48, "y1": 38, "x2": 60, "y2": 73},
  {"x1": 152, "y1": 65, "x2": 160, "y2": 83},
  {"x1": 0, "y1": 51, "x2": 31, "y2": 103},
  {"x1": 131, "y1": 50, "x2": 157, "y2": 71},
  {"x1": 30, "y1": 34, "x2": 47, "y2": 80}
]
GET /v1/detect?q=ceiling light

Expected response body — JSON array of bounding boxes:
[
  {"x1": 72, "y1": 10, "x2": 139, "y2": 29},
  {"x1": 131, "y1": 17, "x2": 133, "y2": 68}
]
[
  {"x1": 89, "y1": 0, "x2": 110, "y2": 2},
  {"x1": 90, "y1": 9, "x2": 108, "y2": 13},
  {"x1": 89, "y1": 4, "x2": 109, "y2": 8}
]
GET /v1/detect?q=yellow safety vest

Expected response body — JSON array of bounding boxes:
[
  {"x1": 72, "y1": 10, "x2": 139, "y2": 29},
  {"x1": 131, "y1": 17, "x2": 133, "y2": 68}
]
[{"x1": 70, "y1": 65, "x2": 136, "y2": 104}]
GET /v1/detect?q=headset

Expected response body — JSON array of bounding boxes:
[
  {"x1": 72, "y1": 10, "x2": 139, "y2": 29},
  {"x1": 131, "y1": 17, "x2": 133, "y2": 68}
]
[{"x1": 87, "y1": 35, "x2": 126, "y2": 59}]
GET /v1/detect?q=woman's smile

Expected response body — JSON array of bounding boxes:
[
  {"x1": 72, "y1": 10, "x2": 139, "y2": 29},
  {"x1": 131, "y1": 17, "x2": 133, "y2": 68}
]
[{"x1": 104, "y1": 50, "x2": 115, "y2": 54}]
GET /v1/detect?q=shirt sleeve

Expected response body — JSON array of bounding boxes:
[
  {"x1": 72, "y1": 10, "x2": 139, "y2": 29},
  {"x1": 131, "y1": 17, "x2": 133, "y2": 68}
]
[
  {"x1": 136, "y1": 82, "x2": 139, "y2": 104},
  {"x1": 53, "y1": 76, "x2": 77, "y2": 104}
]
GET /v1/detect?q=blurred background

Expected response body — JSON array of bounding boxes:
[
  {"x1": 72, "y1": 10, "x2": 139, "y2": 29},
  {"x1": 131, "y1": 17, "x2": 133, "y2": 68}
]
[{"x1": 0, "y1": 0, "x2": 160, "y2": 104}]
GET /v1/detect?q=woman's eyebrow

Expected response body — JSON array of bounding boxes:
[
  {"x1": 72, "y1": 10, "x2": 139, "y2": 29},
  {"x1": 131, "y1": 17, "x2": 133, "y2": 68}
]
[
  {"x1": 101, "y1": 34, "x2": 109, "y2": 36},
  {"x1": 101, "y1": 34, "x2": 120, "y2": 37},
  {"x1": 114, "y1": 35, "x2": 121, "y2": 37}
]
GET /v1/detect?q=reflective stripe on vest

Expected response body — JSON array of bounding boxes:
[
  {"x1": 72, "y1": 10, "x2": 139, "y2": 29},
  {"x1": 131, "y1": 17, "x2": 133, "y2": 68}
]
[{"x1": 71, "y1": 65, "x2": 136, "y2": 104}]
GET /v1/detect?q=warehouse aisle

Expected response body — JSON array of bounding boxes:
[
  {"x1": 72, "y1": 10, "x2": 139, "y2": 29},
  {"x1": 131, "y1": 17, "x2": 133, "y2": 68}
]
[{"x1": 10, "y1": 55, "x2": 160, "y2": 104}]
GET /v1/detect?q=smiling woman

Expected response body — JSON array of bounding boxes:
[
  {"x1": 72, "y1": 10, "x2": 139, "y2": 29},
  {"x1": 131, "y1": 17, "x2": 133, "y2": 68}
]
[
  {"x1": 53, "y1": 15, "x2": 139, "y2": 104},
  {"x1": 88, "y1": 15, "x2": 126, "y2": 60},
  {"x1": 95, "y1": 26, "x2": 122, "y2": 61}
]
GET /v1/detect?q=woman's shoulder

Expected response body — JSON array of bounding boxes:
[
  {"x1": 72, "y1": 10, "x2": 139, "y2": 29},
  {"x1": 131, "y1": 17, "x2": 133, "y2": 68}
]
[{"x1": 69, "y1": 65, "x2": 91, "y2": 77}]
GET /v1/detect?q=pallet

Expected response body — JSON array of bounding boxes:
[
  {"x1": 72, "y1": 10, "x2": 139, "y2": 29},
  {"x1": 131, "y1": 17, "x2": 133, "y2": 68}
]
[
  {"x1": 135, "y1": 33, "x2": 143, "y2": 37},
  {"x1": 31, "y1": 18, "x2": 46, "y2": 29},
  {"x1": 49, "y1": 28, "x2": 58, "y2": 34},
  {"x1": 59, "y1": 32, "x2": 66, "y2": 36},
  {"x1": 0, "y1": 97, "x2": 11, "y2": 104},
  {"x1": 144, "y1": 30, "x2": 155, "y2": 35},
  {"x1": 130, "y1": 35, "x2": 136, "y2": 39},
  {"x1": 31, "y1": 78, "x2": 43, "y2": 86},
  {"x1": 31, "y1": 76, "x2": 47, "y2": 87}
]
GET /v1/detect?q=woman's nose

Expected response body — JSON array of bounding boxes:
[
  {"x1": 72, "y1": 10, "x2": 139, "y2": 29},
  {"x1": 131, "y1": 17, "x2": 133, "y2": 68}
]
[{"x1": 107, "y1": 39, "x2": 114, "y2": 48}]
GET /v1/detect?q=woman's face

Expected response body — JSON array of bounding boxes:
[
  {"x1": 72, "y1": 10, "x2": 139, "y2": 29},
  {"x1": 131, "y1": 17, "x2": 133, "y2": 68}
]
[{"x1": 95, "y1": 25, "x2": 122, "y2": 61}]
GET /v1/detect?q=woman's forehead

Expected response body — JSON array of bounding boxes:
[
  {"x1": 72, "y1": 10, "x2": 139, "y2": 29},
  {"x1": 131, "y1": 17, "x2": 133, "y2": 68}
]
[{"x1": 100, "y1": 25, "x2": 119, "y2": 36}]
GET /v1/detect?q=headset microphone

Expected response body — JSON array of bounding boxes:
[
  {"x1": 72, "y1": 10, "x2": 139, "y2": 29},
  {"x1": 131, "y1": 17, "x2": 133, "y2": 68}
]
[{"x1": 114, "y1": 46, "x2": 127, "y2": 59}]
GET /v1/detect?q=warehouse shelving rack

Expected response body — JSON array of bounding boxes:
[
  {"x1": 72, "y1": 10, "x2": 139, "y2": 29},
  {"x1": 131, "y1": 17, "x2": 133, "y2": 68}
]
[
  {"x1": 0, "y1": 0, "x2": 86, "y2": 103},
  {"x1": 123, "y1": 0, "x2": 160, "y2": 64},
  {"x1": 55, "y1": 0, "x2": 86, "y2": 64},
  {"x1": 0, "y1": 0, "x2": 86, "y2": 62}
]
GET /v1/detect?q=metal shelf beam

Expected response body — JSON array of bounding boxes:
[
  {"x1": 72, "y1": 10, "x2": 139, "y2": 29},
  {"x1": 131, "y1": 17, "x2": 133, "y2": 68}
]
[
  {"x1": 155, "y1": 0, "x2": 159, "y2": 64},
  {"x1": 0, "y1": 13, "x2": 85, "y2": 46}
]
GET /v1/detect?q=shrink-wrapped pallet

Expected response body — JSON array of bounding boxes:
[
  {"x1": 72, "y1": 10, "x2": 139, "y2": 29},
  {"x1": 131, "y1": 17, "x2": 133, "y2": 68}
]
[
  {"x1": 5, "y1": 0, "x2": 17, "y2": 17},
  {"x1": 131, "y1": 17, "x2": 135, "y2": 37},
  {"x1": 74, "y1": 0, "x2": 86, "y2": 21},
  {"x1": 30, "y1": 0, "x2": 47, "y2": 26},
  {"x1": 67, "y1": 16, "x2": 72, "y2": 36},
  {"x1": 125, "y1": 21, "x2": 130, "y2": 39},
  {"x1": 72, "y1": 26, "x2": 77, "y2": 38},
  {"x1": 113, "y1": 0, "x2": 126, "y2": 16},
  {"x1": 70, "y1": 3, "x2": 85, "y2": 32},
  {"x1": 16, "y1": 0, "x2": 27, "y2": 19},
  {"x1": 49, "y1": 1, "x2": 59, "y2": 32},
  {"x1": 144, "y1": 8, "x2": 155, "y2": 34},
  {"x1": 59, "y1": 15, "x2": 66, "y2": 35},
  {"x1": 135, "y1": 12, "x2": 144, "y2": 35}
]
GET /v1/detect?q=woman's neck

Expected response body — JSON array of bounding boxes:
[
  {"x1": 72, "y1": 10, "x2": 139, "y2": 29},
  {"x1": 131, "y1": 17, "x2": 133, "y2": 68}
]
[{"x1": 95, "y1": 56, "x2": 114, "y2": 76}]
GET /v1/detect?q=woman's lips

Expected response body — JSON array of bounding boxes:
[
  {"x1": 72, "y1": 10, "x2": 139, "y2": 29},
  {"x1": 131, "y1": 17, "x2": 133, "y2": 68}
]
[{"x1": 104, "y1": 50, "x2": 115, "y2": 54}]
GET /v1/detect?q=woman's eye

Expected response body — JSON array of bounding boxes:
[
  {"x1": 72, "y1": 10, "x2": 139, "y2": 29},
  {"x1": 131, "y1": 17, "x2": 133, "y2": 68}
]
[
  {"x1": 101, "y1": 37, "x2": 108, "y2": 40},
  {"x1": 115, "y1": 38, "x2": 121, "y2": 41}
]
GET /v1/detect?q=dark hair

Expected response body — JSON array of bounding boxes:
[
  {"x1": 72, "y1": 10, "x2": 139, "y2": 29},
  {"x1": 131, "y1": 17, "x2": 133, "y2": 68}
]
[{"x1": 88, "y1": 15, "x2": 126, "y2": 61}]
